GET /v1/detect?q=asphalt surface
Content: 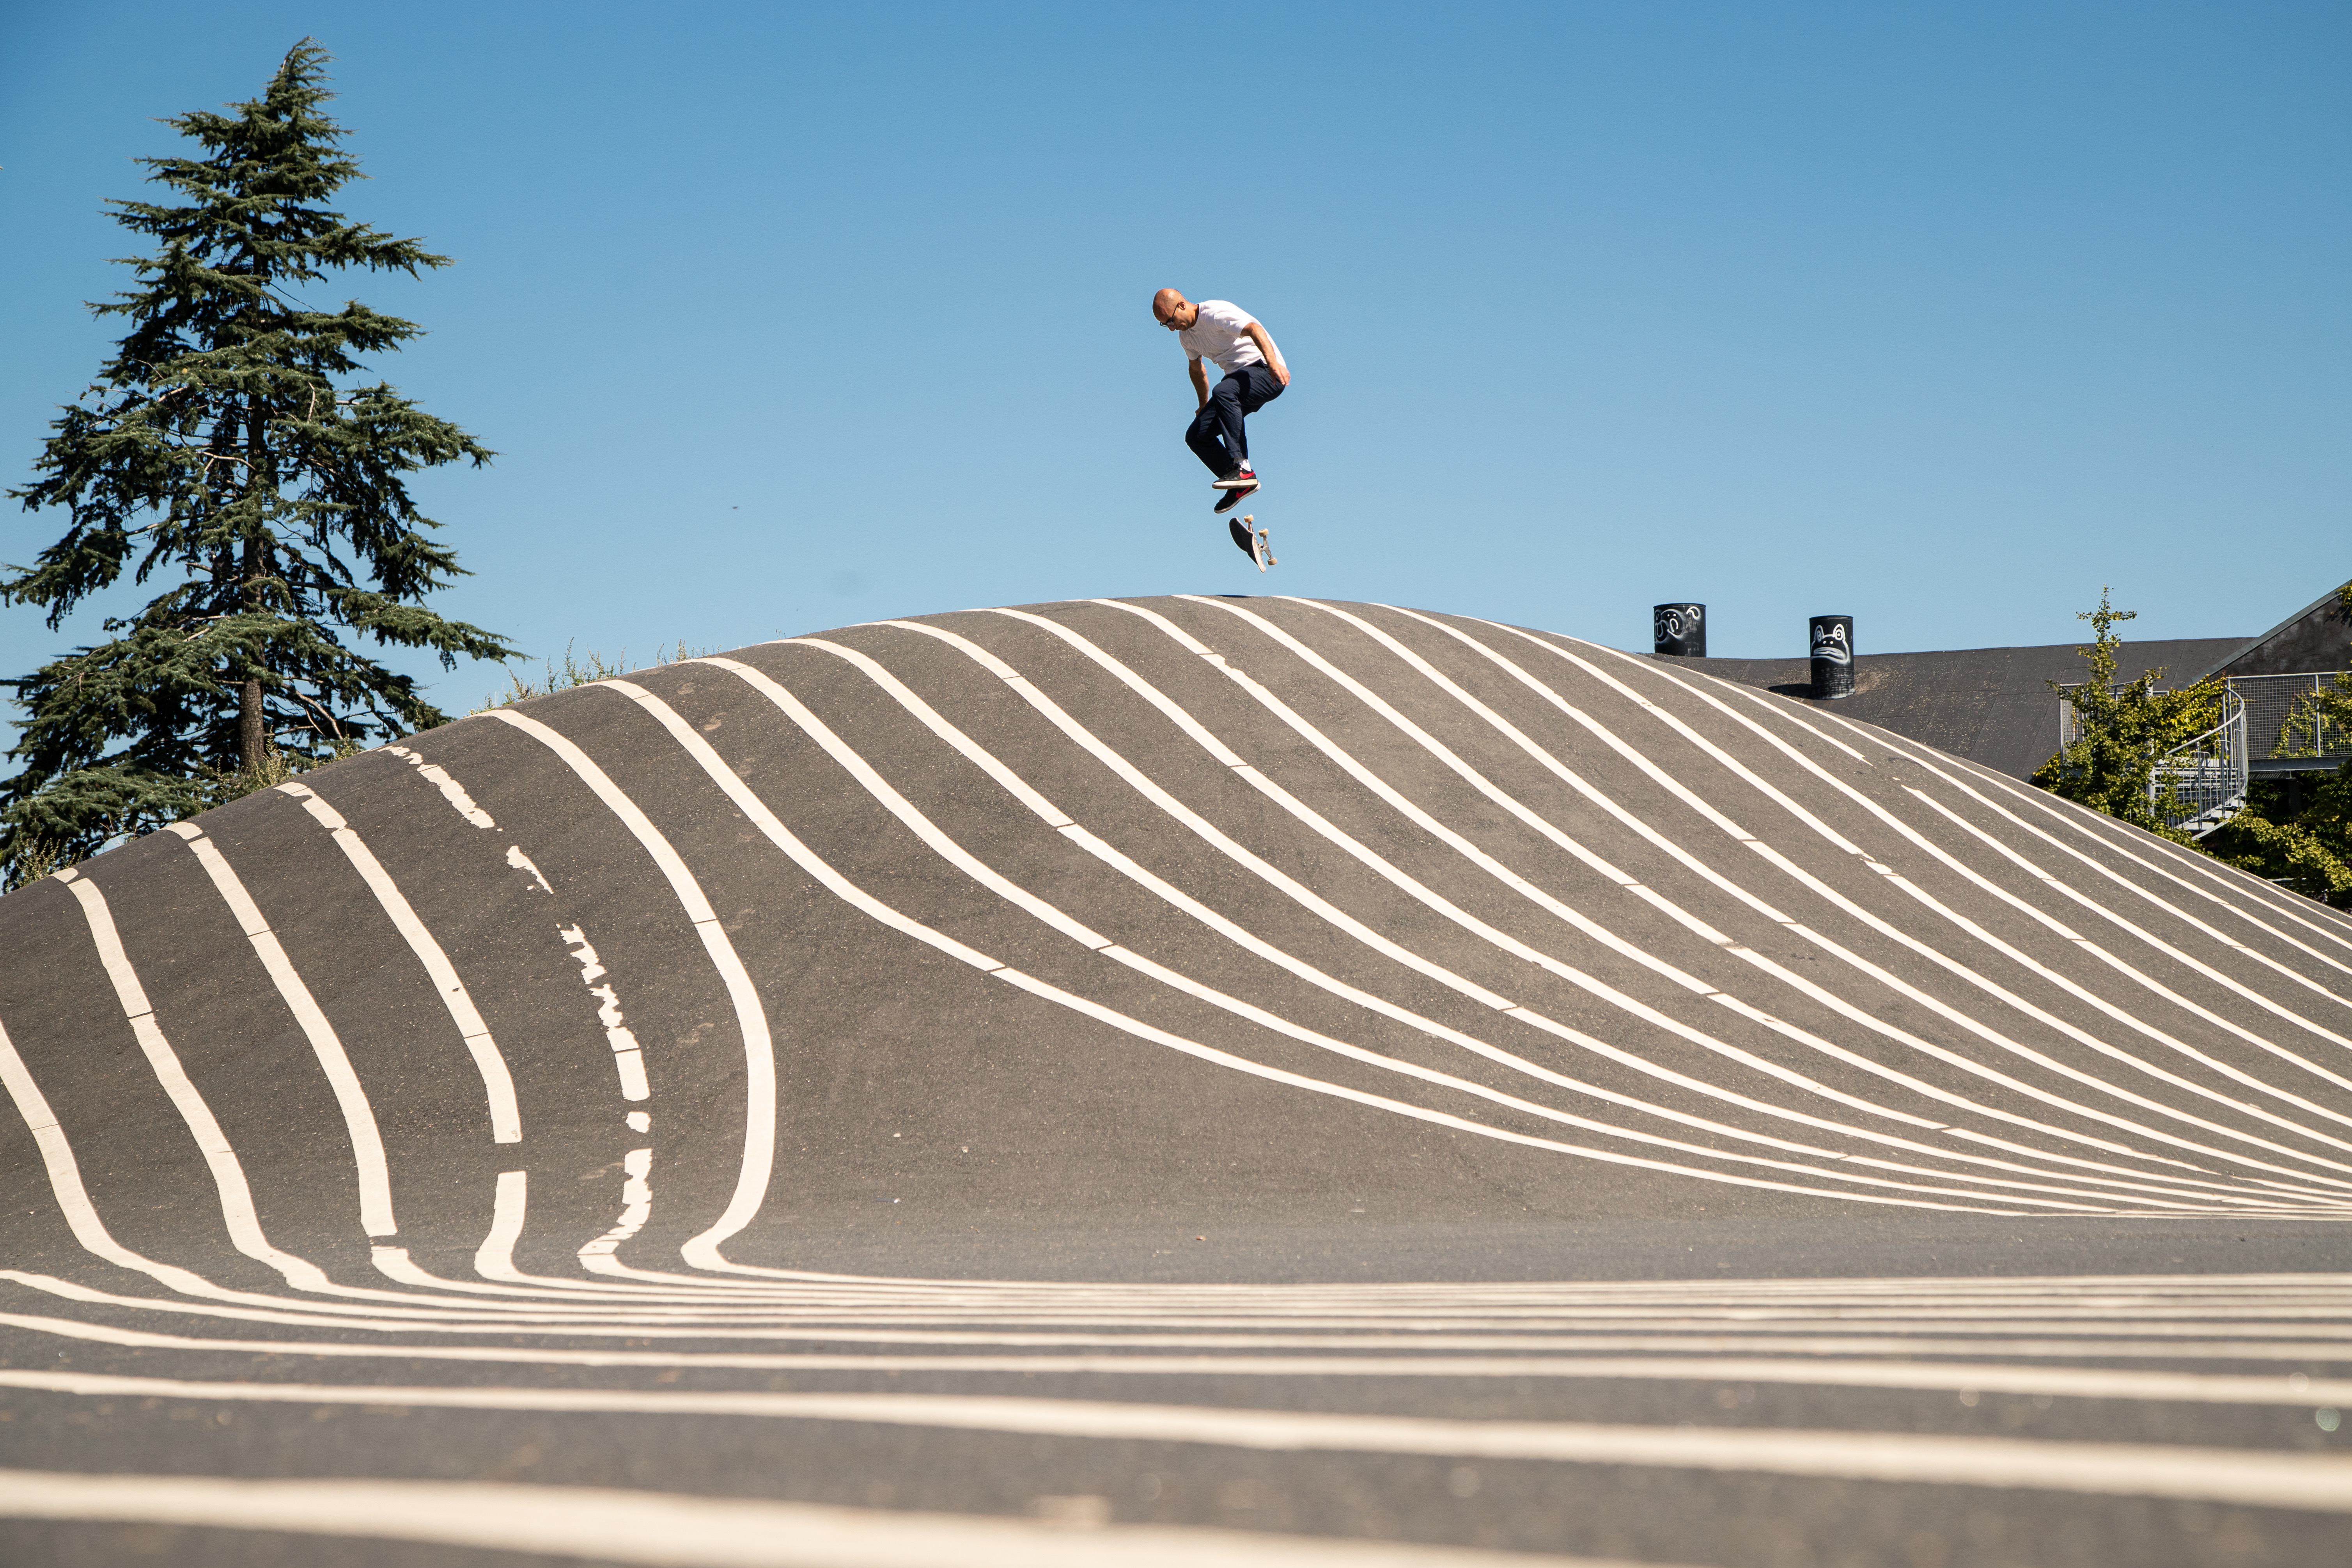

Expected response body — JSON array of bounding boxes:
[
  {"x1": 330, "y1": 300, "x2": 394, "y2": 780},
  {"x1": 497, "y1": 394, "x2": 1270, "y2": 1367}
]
[{"x1": 2, "y1": 595, "x2": 2349, "y2": 1566}]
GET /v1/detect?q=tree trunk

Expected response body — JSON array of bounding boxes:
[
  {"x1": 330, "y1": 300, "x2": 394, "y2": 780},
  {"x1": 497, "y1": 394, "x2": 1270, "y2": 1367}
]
[
  {"x1": 239, "y1": 677, "x2": 265, "y2": 773},
  {"x1": 241, "y1": 402, "x2": 269, "y2": 775}
]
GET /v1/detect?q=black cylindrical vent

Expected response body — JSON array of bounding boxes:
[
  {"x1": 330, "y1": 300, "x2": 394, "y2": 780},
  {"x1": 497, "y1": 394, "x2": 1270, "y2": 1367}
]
[
  {"x1": 1654, "y1": 603, "x2": 1706, "y2": 658},
  {"x1": 1809, "y1": 615, "x2": 1855, "y2": 699}
]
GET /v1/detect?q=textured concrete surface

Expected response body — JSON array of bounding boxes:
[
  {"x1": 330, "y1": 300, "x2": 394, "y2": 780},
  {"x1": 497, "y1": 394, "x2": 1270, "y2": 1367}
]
[{"x1": 2, "y1": 595, "x2": 2349, "y2": 1566}]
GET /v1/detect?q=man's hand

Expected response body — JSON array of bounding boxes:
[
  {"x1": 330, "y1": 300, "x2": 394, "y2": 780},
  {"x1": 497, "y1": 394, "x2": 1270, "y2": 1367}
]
[
  {"x1": 1244, "y1": 321, "x2": 1290, "y2": 387},
  {"x1": 1190, "y1": 356, "x2": 1210, "y2": 408}
]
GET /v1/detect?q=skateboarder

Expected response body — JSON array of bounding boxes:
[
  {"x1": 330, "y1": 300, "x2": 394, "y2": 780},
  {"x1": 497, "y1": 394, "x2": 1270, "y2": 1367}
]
[{"x1": 1152, "y1": 289, "x2": 1290, "y2": 514}]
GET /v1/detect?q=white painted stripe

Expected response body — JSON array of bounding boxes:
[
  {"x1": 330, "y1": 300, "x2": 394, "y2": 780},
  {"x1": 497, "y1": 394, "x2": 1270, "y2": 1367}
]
[
  {"x1": 1163, "y1": 599, "x2": 1725, "y2": 996},
  {"x1": 1797, "y1": 691, "x2": 2352, "y2": 967},
  {"x1": 1047, "y1": 609, "x2": 2280, "y2": 1201},
  {"x1": 8, "y1": 1371, "x2": 2352, "y2": 1513},
  {"x1": 55, "y1": 873, "x2": 339, "y2": 1292},
  {"x1": 881, "y1": 618, "x2": 1514, "y2": 1009},
  {"x1": 1124, "y1": 599, "x2": 2319, "y2": 1182},
  {"x1": 275, "y1": 782, "x2": 521, "y2": 1143},
  {"x1": 0, "y1": 1044, "x2": 604, "y2": 1318},
  {"x1": 546, "y1": 679, "x2": 2006, "y2": 1215},
  {"x1": 712, "y1": 652, "x2": 2133, "y2": 1208},
  {"x1": 13, "y1": 1311, "x2": 2352, "y2": 1405},
  {"x1": 1818, "y1": 705, "x2": 2352, "y2": 1014},
  {"x1": 792, "y1": 637, "x2": 1075, "y2": 825},
  {"x1": 476, "y1": 1171, "x2": 531, "y2": 1282},
  {"x1": 0, "y1": 1470, "x2": 1614, "y2": 1568},
  {"x1": 1575, "y1": 626, "x2": 2352, "y2": 987},
  {"x1": 948, "y1": 609, "x2": 2295, "y2": 1201},
  {"x1": 1897, "y1": 787, "x2": 2352, "y2": 1099},
  {"x1": 697, "y1": 659, "x2": 1114, "y2": 950},
  {"x1": 910, "y1": 622, "x2": 1946, "y2": 1144},
  {"x1": 0, "y1": 1022, "x2": 228, "y2": 1301},
  {"x1": 1414, "y1": 614, "x2": 2352, "y2": 1184},
  {"x1": 1565, "y1": 650, "x2": 2352, "y2": 1150},
  {"x1": 1564, "y1": 652, "x2": 2352, "y2": 1151},
  {"x1": 15, "y1": 1276, "x2": 2352, "y2": 1362},
  {"x1": 385, "y1": 744, "x2": 496, "y2": 828},
  {"x1": 616, "y1": 663, "x2": 2051, "y2": 1213},
  {"x1": 165, "y1": 823, "x2": 396, "y2": 1237},
  {"x1": 483, "y1": 707, "x2": 778, "y2": 1270},
  {"x1": 614, "y1": 1049, "x2": 651, "y2": 1100}
]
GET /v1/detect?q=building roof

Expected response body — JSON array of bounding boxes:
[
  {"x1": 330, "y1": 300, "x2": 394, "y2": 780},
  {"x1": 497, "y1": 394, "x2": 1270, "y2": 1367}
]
[
  {"x1": 1653, "y1": 638, "x2": 2245, "y2": 780},
  {"x1": 2194, "y1": 583, "x2": 2352, "y2": 681}
]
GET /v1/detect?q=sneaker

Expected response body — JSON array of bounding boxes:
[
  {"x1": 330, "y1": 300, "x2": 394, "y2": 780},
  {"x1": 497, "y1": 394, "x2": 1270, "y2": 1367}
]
[
  {"x1": 1213, "y1": 477, "x2": 1258, "y2": 513},
  {"x1": 1211, "y1": 467, "x2": 1259, "y2": 490}
]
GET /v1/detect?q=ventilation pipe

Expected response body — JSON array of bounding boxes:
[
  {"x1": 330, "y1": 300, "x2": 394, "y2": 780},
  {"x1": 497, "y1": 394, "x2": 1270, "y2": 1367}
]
[
  {"x1": 1810, "y1": 615, "x2": 1855, "y2": 699},
  {"x1": 1654, "y1": 604, "x2": 1705, "y2": 658}
]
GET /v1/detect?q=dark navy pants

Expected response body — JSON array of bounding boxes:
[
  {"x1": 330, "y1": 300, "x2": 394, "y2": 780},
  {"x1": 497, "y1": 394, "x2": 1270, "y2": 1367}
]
[{"x1": 1185, "y1": 362, "x2": 1284, "y2": 478}]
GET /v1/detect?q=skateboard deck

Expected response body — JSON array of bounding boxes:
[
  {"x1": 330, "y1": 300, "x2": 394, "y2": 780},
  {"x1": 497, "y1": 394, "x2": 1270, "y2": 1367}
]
[{"x1": 1228, "y1": 514, "x2": 1275, "y2": 572}]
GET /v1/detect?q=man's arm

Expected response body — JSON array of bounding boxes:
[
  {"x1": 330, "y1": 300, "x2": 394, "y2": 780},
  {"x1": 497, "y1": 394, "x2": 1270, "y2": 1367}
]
[
  {"x1": 1189, "y1": 356, "x2": 1209, "y2": 407},
  {"x1": 1243, "y1": 321, "x2": 1290, "y2": 386}
]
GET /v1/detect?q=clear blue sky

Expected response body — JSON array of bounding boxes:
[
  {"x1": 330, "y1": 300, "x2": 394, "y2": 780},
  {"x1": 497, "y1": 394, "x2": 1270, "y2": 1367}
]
[{"x1": 2, "y1": 2, "x2": 2345, "y2": 714}]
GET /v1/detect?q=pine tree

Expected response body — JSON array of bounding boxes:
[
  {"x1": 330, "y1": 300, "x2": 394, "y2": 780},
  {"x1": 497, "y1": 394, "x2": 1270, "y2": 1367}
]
[{"x1": 2, "y1": 39, "x2": 515, "y2": 883}]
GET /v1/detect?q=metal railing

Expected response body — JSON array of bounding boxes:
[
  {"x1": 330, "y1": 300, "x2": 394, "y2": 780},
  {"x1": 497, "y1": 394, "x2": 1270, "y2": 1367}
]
[
  {"x1": 2051, "y1": 671, "x2": 2352, "y2": 838},
  {"x1": 2152, "y1": 688, "x2": 2247, "y2": 836},
  {"x1": 2055, "y1": 684, "x2": 2247, "y2": 837},
  {"x1": 2231, "y1": 671, "x2": 2352, "y2": 763}
]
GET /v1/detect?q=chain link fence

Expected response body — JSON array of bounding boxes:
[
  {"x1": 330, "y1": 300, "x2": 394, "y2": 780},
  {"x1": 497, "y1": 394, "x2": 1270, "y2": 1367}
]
[
  {"x1": 2230, "y1": 671, "x2": 2352, "y2": 762},
  {"x1": 2056, "y1": 685, "x2": 2247, "y2": 836},
  {"x1": 2053, "y1": 671, "x2": 2352, "y2": 837}
]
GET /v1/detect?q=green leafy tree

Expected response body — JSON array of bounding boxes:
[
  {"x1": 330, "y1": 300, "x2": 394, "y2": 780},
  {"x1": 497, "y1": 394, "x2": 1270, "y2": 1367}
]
[
  {"x1": 2030, "y1": 588, "x2": 2223, "y2": 840},
  {"x1": 2, "y1": 40, "x2": 514, "y2": 884},
  {"x1": 2198, "y1": 581, "x2": 2352, "y2": 901}
]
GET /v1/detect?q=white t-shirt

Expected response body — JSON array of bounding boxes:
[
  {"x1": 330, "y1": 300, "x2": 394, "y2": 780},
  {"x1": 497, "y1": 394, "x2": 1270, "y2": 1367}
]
[{"x1": 1179, "y1": 299, "x2": 1275, "y2": 374}]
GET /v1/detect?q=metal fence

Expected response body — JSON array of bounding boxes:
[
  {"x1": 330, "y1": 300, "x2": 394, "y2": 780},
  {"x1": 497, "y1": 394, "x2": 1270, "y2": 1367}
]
[
  {"x1": 2055, "y1": 684, "x2": 2248, "y2": 837},
  {"x1": 2051, "y1": 670, "x2": 2352, "y2": 837},
  {"x1": 2152, "y1": 688, "x2": 2247, "y2": 836},
  {"x1": 2230, "y1": 671, "x2": 2352, "y2": 762}
]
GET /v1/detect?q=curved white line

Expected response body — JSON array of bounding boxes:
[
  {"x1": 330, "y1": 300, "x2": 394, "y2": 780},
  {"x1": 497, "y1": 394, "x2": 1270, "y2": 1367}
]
[
  {"x1": 939, "y1": 606, "x2": 2344, "y2": 1194},
  {"x1": 0, "y1": 1468, "x2": 1636, "y2": 1568},
  {"x1": 1246, "y1": 601, "x2": 2352, "y2": 1182},
  {"x1": 54, "y1": 870, "x2": 340, "y2": 1293},
  {"x1": 700, "y1": 655, "x2": 2142, "y2": 1210},
  {"x1": 164, "y1": 823, "x2": 396, "y2": 1237},
  {"x1": 482, "y1": 707, "x2": 778, "y2": 1272},
  {"x1": 547, "y1": 679, "x2": 2015, "y2": 1219},
  {"x1": 10, "y1": 1373, "x2": 2352, "y2": 1515},
  {"x1": 276, "y1": 782, "x2": 521, "y2": 1143}
]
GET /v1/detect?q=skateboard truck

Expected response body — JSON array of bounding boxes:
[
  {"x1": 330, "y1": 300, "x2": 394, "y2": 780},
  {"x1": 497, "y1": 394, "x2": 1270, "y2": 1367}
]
[{"x1": 1246, "y1": 515, "x2": 1274, "y2": 572}]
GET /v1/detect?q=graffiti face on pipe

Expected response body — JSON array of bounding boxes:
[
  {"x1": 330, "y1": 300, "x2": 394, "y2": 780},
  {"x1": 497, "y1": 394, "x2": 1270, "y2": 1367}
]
[
  {"x1": 1654, "y1": 604, "x2": 1706, "y2": 658},
  {"x1": 1808, "y1": 615, "x2": 1856, "y2": 700}
]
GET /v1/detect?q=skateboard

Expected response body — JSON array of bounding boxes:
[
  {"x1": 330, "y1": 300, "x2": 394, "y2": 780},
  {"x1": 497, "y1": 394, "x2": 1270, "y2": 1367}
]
[{"x1": 1227, "y1": 514, "x2": 1275, "y2": 572}]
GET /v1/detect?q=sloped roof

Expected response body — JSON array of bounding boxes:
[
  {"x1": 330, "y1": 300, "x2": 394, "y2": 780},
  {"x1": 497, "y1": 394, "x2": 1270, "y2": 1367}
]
[
  {"x1": 1654, "y1": 637, "x2": 2243, "y2": 779},
  {"x1": 2193, "y1": 582, "x2": 2352, "y2": 680}
]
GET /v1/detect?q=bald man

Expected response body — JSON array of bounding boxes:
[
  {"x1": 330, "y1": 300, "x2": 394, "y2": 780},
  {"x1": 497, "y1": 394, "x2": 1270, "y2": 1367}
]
[{"x1": 1153, "y1": 288, "x2": 1290, "y2": 514}]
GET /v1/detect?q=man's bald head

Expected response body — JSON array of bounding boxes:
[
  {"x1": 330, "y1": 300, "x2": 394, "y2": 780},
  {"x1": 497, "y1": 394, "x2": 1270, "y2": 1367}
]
[{"x1": 1152, "y1": 289, "x2": 1197, "y2": 331}]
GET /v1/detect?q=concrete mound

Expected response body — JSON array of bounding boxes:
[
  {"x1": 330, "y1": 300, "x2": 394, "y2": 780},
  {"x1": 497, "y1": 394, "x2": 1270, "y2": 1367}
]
[
  {"x1": 9, "y1": 594, "x2": 2352, "y2": 1294},
  {"x1": 11, "y1": 596, "x2": 2352, "y2": 1565}
]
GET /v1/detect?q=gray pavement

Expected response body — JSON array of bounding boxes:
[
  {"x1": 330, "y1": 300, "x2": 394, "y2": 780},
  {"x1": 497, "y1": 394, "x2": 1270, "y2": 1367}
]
[{"x1": 2, "y1": 595, "x2": 2348, "y2": 1566}]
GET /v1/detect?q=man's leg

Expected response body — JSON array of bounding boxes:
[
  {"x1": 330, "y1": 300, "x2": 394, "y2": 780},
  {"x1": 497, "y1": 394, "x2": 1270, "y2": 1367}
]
[
  {"x1": 1185, "y1": 398, "x2": 1230, "y2": 476},
  {"x1": 1205, "y1": 373, "x2": 1251, "y2": 476},
  {"x1": 1223, "y1": 364, "x2": 1283, "y2": 473},
  {"x1": 1235, "y1": 362, "x2": 1284, "y2": 420}
]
